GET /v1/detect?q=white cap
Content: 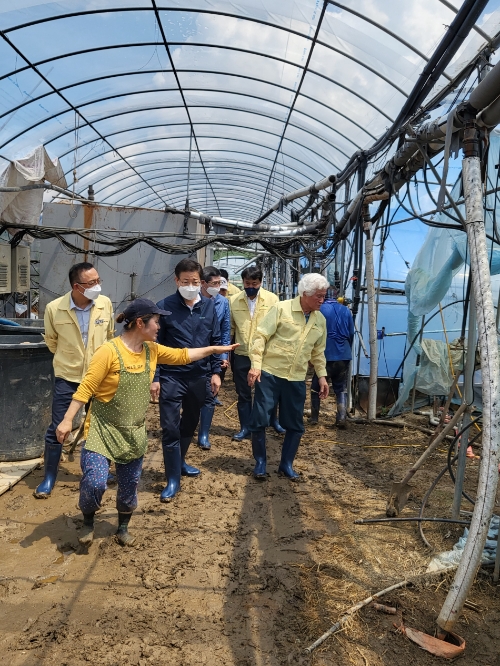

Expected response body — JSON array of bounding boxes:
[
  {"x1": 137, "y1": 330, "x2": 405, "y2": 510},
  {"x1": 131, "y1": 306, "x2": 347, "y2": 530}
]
[{"x1": 220, "y1": 277, "x2": 228, "y2": 289}]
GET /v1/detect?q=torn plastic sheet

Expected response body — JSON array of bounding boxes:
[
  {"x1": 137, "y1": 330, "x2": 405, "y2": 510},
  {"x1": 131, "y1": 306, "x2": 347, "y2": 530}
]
[{"x1": 426, "y1": 514, "x2": 500, "y2": 573}]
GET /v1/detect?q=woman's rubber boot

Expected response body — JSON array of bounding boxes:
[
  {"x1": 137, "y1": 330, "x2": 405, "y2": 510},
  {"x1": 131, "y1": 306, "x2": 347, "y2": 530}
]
[
  {"x1": 278, "y1": 431, "x2": 302, "y2": 480},
  {"x1": 197, "y1": 405, "x2": 215, "y2": 450},
  {"x1": 116, "y1": 512, "x2": 135, "y2": 546},
  {"x1": 160, "y1": 443, "x2": 182, "y2": 502},
  {"x1": 180, "y1": 437, "x2": 200, "y2": 477},
  {"x1": 335, "y1": 392, "x2": 347, "y2": 429},
  {"x1": 270, "y1": 406, "x2": 286, "y2": 434},
  {"x1": 233, "y1": 402, "x2": 252, "y2": 441},
  {"x1": 309, "y1": 391, "x2": 320, "y2": 425},
  {"x1": 34, "y1": 443, "x2": 62, "y2": 499},
  {"x1": 78, "y1": 512, "x2": 95, "y2": 546},
  {"x1": 251, "y1": 430, "x2": 267, "y2": 479}
]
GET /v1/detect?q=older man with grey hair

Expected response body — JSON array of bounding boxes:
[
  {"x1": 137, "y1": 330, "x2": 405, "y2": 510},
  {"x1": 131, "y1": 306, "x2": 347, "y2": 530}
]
[{"x1": 247, "y1": 273, "x2": 329, "y2": 480}]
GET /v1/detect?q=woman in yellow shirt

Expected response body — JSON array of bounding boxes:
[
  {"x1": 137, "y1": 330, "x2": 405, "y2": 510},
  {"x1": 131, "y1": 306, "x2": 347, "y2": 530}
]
[{"x1": 56, "y1": 298, "x2": 236, "y2": 547}]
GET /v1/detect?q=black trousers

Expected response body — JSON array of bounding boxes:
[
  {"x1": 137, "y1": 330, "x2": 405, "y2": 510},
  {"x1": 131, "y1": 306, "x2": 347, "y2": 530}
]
[
  {"x1": 311, "y1": 360, "x2": 350, "y2": 396},
  {"x1": 233, "y1": 354, "x2": 252, "y2": 406},
  {"x1": 159, "y1": 375, "x2": 209, "y2": 449}
]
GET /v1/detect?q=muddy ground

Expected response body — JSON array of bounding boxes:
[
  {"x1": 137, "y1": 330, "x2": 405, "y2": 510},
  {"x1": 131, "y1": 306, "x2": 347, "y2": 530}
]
[{"x1": 1, "y1": 377, "x2": 500, "y2": 665}]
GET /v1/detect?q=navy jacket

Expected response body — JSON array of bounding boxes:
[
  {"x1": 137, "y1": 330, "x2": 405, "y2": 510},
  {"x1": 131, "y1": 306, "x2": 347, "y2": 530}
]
[
  {"x1": 321, "y1": 299, "x2": 354, "y2": 362},
  {"x1": 154, "y1": 291, "x2": 221, "y2": 380}
]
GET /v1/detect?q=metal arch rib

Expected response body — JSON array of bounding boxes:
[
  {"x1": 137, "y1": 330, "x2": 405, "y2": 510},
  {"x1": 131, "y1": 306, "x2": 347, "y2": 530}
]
[
  {"x1": 436, "y1": 0, "x2": 490, "y2": 41},
  {"x1": 59, "y1": 141, "x2": 336, "y2": 184},
  {"x1": 150, "y1": 0, "x2": 220, "y2": 216},
  {"x1": 0, "y1": 33, "x2": 170, "y2": 207},
  {"x1": 327, "y1": 0, "x2": 451, "y2": 81}
]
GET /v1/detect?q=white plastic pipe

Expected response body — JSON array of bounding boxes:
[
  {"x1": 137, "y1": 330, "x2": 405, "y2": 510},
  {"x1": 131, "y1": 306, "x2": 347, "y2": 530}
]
[
  {"x1": 363, "y1": 207, "x2": 378, "y2": 420},
  {"x1": 437, "y1": 155, "x2": 500, "y2": 634}
]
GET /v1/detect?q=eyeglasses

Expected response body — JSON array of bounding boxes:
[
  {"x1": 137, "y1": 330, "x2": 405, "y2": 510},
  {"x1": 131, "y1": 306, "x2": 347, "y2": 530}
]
[
  {"x1": 178, "y1": 280, "x2": 201, "y2": 287},
  {"x1": 206, "y1": 280, "x2": 222, "y2": 287},
  {"x1": 77, "y1": 278, "x2": 102, "y2": 287}
]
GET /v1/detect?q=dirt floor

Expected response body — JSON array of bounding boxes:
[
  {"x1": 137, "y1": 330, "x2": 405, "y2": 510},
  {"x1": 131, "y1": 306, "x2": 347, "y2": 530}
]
[{"x1": 1, "y1": 377, "x2": 500, "y2": 665}]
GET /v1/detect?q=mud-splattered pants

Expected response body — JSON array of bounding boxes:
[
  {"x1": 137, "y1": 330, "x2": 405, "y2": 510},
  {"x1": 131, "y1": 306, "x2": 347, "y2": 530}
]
[{"x1": 79, "y1": 447, "x2": 143, "y2": 514}]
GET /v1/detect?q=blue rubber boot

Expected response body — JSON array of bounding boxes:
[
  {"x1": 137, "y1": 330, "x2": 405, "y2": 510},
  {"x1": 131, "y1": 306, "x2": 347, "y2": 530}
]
[
  {"x1": 251, "y1": 430, "x2": 267, "y2": 479},
  {"x1": 160, "y1": 443, "x2": 182, "y2": 502},
  {"x1": 197, "y1": 405, "x2": 215, "y2": 450},
  {"x1": 278, "y1": 431, "x2": 302, "y2": 480},
  {"x1": 270, "y1": 406, "x2": 286, "y2": 434},
  {"x1": 335, "y1": 392, "x2": 347, "y2": 429},
  {"x1": 34, "y1": 443, "x2": 62, "y2": 498},
  {"x1": 180, "y1": 436, "x2": 200, "y2": 477},
  {"x1": 233, "y1": 401, "x2": 252, "y2": 441}
]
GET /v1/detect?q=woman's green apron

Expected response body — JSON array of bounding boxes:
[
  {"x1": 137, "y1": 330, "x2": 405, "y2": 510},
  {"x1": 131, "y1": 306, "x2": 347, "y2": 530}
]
[{"x1": 85, "y1": 341, "x2": 151, "y2": 463}]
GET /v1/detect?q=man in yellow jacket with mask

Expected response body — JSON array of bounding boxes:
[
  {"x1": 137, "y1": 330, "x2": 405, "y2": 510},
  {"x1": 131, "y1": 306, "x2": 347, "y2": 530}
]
[
  {"x1": 230, "y1": 265, "x2": 284, "y2": 440},
  {"x1": 247, "y1": 273, "x2": 329, "y2": 480},
  {"x1": 35, "y1": 262, "x2": 114, "y2": 499}
]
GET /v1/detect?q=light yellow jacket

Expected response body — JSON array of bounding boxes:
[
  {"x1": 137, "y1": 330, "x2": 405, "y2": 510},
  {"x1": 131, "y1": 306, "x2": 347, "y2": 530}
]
[
  {"x1": 230, "y1": 288, "x2": 278, "y2": 357},
  {"x1": 43, "y1": 292, "x2": 115, "y2": 383},
  {"x1": 227, "y1": 282, "x2": 240, "y2": 297},
  {"x1": 250, "y1": 296, "x2": 327, "y2": 381}
]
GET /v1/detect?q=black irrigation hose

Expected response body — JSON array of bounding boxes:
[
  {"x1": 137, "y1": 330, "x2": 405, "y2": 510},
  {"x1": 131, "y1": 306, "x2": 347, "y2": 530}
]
[{"x1": 418, "y1": 417, "x2": 482, "y2": 548}]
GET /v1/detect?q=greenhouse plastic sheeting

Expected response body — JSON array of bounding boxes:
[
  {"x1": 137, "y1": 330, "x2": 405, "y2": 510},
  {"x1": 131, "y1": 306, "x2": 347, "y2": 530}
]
[
  {"x1": 0, "y1": 1, "x2": 499, "y2": 222},
  {"x1": 414, "y1": 338, "x2": 465, "y2": 397},
  {"x1": 0, "y1": 145, "x2": 66, "y2": 228},
  {"x1": 390, "y1": 131, "x2": 500, "y2": 414}
]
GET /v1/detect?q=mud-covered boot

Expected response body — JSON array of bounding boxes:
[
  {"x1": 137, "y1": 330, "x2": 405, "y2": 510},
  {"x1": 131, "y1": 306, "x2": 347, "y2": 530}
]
[
  {"x1": 309, "y1": 390, "x2": 320, "y2": 425},
  {"x1": 180, "y1": 437, "x2": 200, "y2": 476},
  {"x1": 251, "y1": 430, "x2": 267, "y2": 479},
  {"x1": 78, "y1": 512, "x2": 95, "y2": 546},
  {"x1": 116, "y1": 512, "x2": 135, "y2": 546},
  {"x1": 278, "y1": 431, "x2": 302, "y2": 480},
  {"x1": 232, "y1": 401, "x2": 252, "y2": 441},
  {"x1": 335, "y1": 391, "x2": 347, "y2": 429},
  {"x1": 270, "y1": 406, "x2": 286, "y2": 434},
  {"x1": 197, "y1": 404, "x2": 215, "y2": 450},
  {"x1": 160, "y1": 443, "x2": 182, "y2": 502},
  {"x1": 34, "y1": 443, "x2": 62, "y2": 498}
]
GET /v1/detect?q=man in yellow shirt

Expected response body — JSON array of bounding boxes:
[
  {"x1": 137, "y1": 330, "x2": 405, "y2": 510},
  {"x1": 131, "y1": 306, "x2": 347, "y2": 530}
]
[
  {"x1": 248, "y1": 273, "x2": 329, "y2": 480},
  {"x1": 230, "y1": 265, "x2": 284, "y2": 440},
  {"x1": 34, "y1": 262, "x2": 114, "y2": 499},
  {"x1": 220, "y1": 268, "x2": 240, "y2": 297}
]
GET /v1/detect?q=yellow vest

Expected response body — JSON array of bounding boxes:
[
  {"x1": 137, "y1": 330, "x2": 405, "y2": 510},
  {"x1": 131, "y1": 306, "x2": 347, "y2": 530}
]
[
  {"x1": 43, "y1": 292, "x2": 115, "y2": 383},
  {"x1": 230, "y1": 288, "x2": 278, "y2": 357},
  {"x1": 250, "y1": 296, "x2": 327, "y2": 381}
]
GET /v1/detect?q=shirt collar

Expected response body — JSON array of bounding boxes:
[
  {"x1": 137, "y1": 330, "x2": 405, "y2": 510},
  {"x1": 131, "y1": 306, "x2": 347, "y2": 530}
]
[{"x1": 70, "y1": 295, "x2": 93, "y2": 312}]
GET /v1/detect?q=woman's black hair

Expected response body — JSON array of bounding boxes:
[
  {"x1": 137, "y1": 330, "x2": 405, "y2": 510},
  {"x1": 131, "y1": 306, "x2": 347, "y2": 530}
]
[{"x1": 116, "y1": 312, "x2": 157, "y2": 331}]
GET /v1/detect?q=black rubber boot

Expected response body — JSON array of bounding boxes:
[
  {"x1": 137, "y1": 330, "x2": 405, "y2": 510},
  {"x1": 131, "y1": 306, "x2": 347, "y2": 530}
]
[
  {"x1": 336, "y1": 392, "x2": 347, "y2": 429},
  {"x1": 270, "y1": 406, "x2": 286, "y2": 434},
  {"x1": 160, "y1": 443, "x2": 182, "y2": 502},
  {"x1": 278, "y1": 431, "x2": 302, "y2": 480},
  {"x1": 309, "y1": 390, "x2": 320, "y2": 425},
  {"x1": 197, "y1": 404, "x2": 214, "y2": 450},
  {"x1": 180, "y1": 436, "x2": 200, "y2": 476},
  {"x1": 251, "y1": 430, "x2": 267, "y2": 479},
  {"x1": 116, "y1": 512, "x2": 135, "y2": 546},
  {"x1": 233, "y1": 401, "x2": 252, "y2": 441},
  {"x1": 78, "y1": 512, "x2": 95, "y2": 546}
]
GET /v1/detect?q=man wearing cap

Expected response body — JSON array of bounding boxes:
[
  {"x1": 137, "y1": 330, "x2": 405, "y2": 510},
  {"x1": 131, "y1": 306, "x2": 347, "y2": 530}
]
[
  {"x1": 150, "y1": 258, "x2": 222, "y2": 502},
  {"x1": 247, "y1": 273, "x2": 329, "y2": 480},
  {"x1": 35, "y1": 262, "x2": 114, "y2": 499},
  {"x1": 219, "y1": 268, "x2": 240, "y2": 298},
  {"x1": 230, "y1": 265, "x2": 284, "y2": 441}
]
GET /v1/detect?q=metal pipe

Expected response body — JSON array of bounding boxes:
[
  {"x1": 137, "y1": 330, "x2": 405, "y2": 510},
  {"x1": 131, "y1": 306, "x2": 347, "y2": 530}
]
[
  {"x1": 437, "y1": 152, "x2": 500, "y2": 635},
  {"x1": 363, "y1": 205, "x2": 378, "y2": 420}
]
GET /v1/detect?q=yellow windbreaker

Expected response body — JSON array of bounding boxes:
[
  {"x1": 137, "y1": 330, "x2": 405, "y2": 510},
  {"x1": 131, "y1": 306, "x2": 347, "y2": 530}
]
[
  {"x1": 43, "y1": 292, "x2": 115, "y2": 382},
  {"x1": 230, "y1": 288, "x2": 278, "y2": 357},
  {"x1": 249, "y1": 296, "x2": 327, "y2": 381}
]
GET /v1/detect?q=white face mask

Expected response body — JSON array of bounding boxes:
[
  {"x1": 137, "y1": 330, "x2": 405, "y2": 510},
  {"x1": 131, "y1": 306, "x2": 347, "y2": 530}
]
[
  {"x1": 178, "y1": 285, "x2": 200, "y2": 300},
  {"x1": 206, "y1": 286, "x2": 220, "y2": 298},
  {"x1": 83, "y1": 284, "x2": 101, "y2": 300}
]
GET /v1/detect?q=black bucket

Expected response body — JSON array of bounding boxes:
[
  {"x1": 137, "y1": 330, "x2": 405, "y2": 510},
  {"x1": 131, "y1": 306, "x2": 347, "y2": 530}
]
[{"x1": 0, "y1": 335, "x2": 54, "y2": 461}]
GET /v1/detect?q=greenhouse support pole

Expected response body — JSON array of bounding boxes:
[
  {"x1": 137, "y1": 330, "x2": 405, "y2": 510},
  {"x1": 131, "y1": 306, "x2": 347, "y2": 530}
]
[
  {"x1": 451, "y1": 292, "x2": 477, "y2": 520},
  {"x1": 437, "y1": 132, "x2": 500, "y2": 635},
  {"x1": 363, "y1": 205, "x2": 378, "y2": 420}
]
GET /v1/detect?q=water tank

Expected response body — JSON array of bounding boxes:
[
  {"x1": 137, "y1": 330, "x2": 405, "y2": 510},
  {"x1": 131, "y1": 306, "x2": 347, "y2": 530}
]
[
  {"x1": 0, "y1": 334, "x2": 54, "y2": 461},
  {"x1": 0, "y1": 318, "x2": 44, "y2": 335}
]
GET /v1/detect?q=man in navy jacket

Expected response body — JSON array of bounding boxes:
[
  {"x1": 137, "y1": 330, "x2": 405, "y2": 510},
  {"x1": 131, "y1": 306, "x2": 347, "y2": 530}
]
[
  {"x1": 310, "y1": 297, "x2": 354, "y2": 428},
  {"x1": 150, "y1": 258, "x2": 221, "y2": 502}
]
